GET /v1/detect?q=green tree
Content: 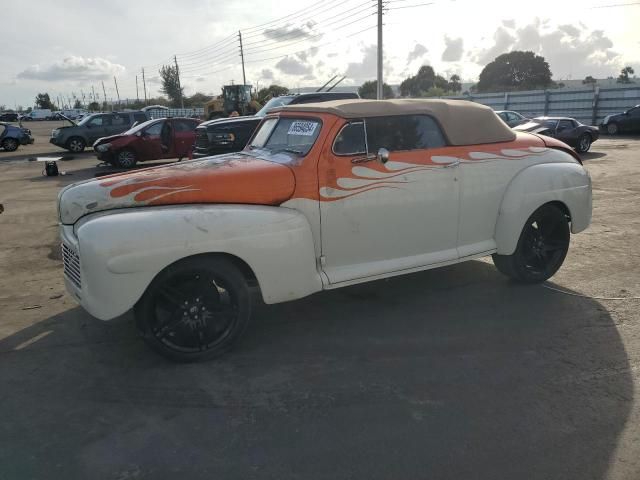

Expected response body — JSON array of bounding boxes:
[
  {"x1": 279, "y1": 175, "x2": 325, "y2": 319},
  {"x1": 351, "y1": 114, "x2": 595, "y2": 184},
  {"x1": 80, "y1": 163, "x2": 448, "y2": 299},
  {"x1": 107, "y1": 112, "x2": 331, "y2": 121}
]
[
  {"x1": 582, "y1": 75, "x2": 597, "y2": 85},
  {"x1": 256, "y1": 84, "x2": 289, "y2": 104},
  {"x1": 400, "y1": 66, "x2": 436, "y2": 97},
  {"x1": 73, "y1": 99, "x2": 82, "y2": 109},
  {"x1": 159, "y1": 64, "x2": 184, "y2": 107},
  {"x1": 184, "y1": 92, "x2": 212, "y2": 108},
  {"x1": 88, "y1": 101, "x2": 100, "y2": 111},
  {"x1": 448, "y1": 74, "x2": 462, "y2": 93},
  {"x1": 35, "y1": 93, "x2": 54, "y2": 110},
  {"x1": 617, "y1": 66, "x2": 635, "y2": 84},
  {"x1": 358, "y1": 80, "x2": 394, "y2": 99},
  {"x1": 477, "y1": 51, "x2": 553, "y2": 92}
]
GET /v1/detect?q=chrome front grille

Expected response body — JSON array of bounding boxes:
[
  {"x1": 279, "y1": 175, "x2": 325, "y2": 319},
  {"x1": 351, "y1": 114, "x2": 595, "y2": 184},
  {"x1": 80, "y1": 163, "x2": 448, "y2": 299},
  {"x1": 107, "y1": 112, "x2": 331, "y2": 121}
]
[{"x1": 61, "y1": 243, "x2": 81, "y2": 289}]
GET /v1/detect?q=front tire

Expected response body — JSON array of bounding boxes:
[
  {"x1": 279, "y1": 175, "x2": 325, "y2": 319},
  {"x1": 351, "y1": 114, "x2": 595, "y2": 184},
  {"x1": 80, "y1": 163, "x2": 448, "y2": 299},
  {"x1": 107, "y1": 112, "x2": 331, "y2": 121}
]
[
  {"x1": 135, "y1": 257, "x2": 251, "y2": 362},
  {"x1": 576, "y1": 133, "x2": 592, "y2": 153},
  {"x1": 114, "y1": 149, "x2": 137, "y2": 168},
  {"x1": 493, "y1": 204, "x2": 570, "y2": 283},
  {"x1": 2, "y1": 138, "x2": 19, "y2": 152},
  {"x1": 66, "y1": 137, "x2": 86, "y2": 153}
]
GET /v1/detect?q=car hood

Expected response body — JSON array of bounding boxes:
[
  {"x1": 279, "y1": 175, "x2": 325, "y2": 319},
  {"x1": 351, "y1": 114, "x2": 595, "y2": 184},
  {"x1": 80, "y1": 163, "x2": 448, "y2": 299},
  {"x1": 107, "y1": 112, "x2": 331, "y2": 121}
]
[
  {"x1": 93, "y1": 134, "x2": 125, "y2": 147},
  {"x1": 58, "y1": 153, "x2": 296, "y2": 225}
]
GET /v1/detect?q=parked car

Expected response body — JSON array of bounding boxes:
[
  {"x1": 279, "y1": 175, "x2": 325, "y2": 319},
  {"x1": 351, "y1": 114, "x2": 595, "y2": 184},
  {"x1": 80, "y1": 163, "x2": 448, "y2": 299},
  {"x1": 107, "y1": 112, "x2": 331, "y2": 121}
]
[
  {"x1": 21, "y1": 109, "x2": 52, "y2": 121},
  {"x1": 514, "y1": 117, "x2": 599, "y2": 153},
  {"x1": 93, "y1": 117, "x2": 200, "y2": 168},
  {"x1": 0, "y1": 112, "x2": 19, "y2": 122},
  {"x1": 50, "y1": 111, "x2": 149, "y2": 153},
  {"x1": 0, "y1": 122, "x2": 34, "y2": 151},
  {"x1": 57, "y1": 99, "x2": 592, "y2": 362},
  {"x1": 495, "y1": 110, "x2": 528, "y2": 127},
  {"x1": 193, "y1": 91, "x2": 359, "y2": 158},
  {"x1": 600, "y1": 105, "x2": 640, "y2": 135}
]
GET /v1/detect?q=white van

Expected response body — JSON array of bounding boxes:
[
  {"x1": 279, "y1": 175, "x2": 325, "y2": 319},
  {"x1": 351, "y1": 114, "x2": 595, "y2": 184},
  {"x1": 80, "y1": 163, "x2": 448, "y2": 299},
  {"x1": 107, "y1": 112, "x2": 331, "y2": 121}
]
[{"x1": 22, "y1": 109, "x2": 52, "y2": 121}]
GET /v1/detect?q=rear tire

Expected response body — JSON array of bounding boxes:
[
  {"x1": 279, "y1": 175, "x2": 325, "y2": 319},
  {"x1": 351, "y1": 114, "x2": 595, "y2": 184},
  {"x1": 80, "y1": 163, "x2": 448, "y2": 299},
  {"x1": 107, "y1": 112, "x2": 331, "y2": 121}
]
[
  {"x1": 575, "y1": 133, "x2": 591, "y2": 153},
  {"x1": 135, "y1": 257, "x2": 251, "y2": 362},
  {"x1": 493, "y1": 204, "x2": 570, "y2": 283},
  {"x1": 2, "y1": 138, "x2": 19, "y2": 152},
  {"x1": 66, "y1": 137, "x2": 86, "y2": 153},
  {"x1": 114, "y1": 149, "x2": 137, "y2": 168}
]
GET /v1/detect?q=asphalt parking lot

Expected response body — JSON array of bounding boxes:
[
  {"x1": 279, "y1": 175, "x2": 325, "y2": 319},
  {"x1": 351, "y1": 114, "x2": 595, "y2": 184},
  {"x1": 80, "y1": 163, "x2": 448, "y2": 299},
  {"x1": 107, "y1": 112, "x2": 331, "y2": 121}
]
[{"x1": 1, "y1": 137, "x2": 639, "y2": 479}]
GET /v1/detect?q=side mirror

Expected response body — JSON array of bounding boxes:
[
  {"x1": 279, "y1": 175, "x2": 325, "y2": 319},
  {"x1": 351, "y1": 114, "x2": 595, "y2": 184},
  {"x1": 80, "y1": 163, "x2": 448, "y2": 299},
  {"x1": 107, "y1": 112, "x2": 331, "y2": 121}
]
[
  {"x1": 376, "y1": 147, "x2": 389, "y2": 165},
  {"x1": 135, "y1": 131, "x2": 143, "y2": 137}
]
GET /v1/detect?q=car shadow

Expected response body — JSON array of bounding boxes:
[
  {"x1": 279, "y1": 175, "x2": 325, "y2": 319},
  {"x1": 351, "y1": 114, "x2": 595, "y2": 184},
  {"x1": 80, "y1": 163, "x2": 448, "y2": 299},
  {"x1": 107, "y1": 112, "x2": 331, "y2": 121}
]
[
  {"x1": 581, "y1": 151, "x2": 607, "y2": 161},
  {"x1": 0, "y1": 260, "x2": 632, "y2": 479}
]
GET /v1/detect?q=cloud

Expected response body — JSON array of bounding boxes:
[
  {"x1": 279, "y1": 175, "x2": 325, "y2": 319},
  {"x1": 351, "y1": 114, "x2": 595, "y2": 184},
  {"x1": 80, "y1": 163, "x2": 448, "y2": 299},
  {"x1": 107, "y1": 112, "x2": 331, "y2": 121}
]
[
  {"x1": 17, "y1": 56, "x2": 125, "y2": 81},
  {"x1": 442, "y1": 36, "x2": 464, "y2": 62},
  {"x1": 302, "y1": 74, "x2": 316, "y2": 81},
  {"x1": 473, "y1": 19, "x2": 621, "y2": 78},
  {"x1": 261, "y1": 68, "x2": 274, "y2": 80},
  {"x1": 146, "y1": 75, "x2": 162, "y2": 85},
  {"x1": 195, "y1": 76, "x2": 206, "y2": 83},
  {"x1": 345, "y1": 44, "x2": 393, "y2": 83},
  {"x1": 275, "y1": 56, "x2": 312, "y2": 75},
  {"x1": 263, "y1": 21, "x2": 319, "y2": 42},
  {"x1": 502, "y1": 19, "x2": 515, "y2": 28},
  {"x1": 407, "y1": 44, "x2": 428, "y2": 64}
]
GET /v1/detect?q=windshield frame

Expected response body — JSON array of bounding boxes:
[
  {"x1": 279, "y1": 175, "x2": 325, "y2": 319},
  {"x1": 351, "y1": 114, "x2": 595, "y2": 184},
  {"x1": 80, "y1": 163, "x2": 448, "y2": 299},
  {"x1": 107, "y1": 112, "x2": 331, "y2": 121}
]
[
  {"x1": 124, "y1": 118, "x2": 163, "y2": 135},
  {"x1": 248, "y1": 114, "x2": 323, "y2": 161}
]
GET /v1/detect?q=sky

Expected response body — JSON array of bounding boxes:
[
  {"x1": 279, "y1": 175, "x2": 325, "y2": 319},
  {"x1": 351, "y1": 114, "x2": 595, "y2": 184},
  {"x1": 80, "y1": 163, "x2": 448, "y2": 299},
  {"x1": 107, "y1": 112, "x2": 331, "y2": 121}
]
[{"x1": 1, "y1": 0, "x2": 639, "y2": 108}]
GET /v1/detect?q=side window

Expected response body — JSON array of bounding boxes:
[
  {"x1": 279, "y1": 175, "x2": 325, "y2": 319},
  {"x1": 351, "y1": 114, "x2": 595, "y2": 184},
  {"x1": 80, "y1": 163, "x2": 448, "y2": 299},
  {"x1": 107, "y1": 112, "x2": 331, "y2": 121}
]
[
  {"x1": 145, "y1": 122, "x2": 163, "y2": 136},
  {"x1": 173, "y1": 120, "x2": 197, "y2": 132},
  {"x1": 112, "y1": 115, "x2": 127, "y2": 127},
  {"x1": 557, "y1": 120, "x2": 573, "y2": 132},
  {"x1": 102, "y1": 115, "x2": 113, "y2": 127},
  {"x1": 366, "y1": 115, "x2": 446, "y2": 152},
  {"x1": 629, "y1": 108, "x2": 640, "y2": 117},
  {"x1": 333, "y1": 121, "x2": 366, "y2": 155},
  {"x1": 134, "y1": 113, "x2": 148, "y2": 124},
  {"x1": 88, "y1": 115, "x2": 103, "y2": 127}
]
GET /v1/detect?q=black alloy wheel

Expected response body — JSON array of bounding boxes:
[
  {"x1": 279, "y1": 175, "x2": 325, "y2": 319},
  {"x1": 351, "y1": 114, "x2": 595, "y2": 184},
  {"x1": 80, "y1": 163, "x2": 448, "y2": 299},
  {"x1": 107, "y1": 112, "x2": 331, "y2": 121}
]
[
  {"x1": 493, "y1": 204, "x2": 570, "y2": 283},
  {"x1": 135, "y1": 257, "x2": 251, "y2": 362},
  {"x1": 576, "y1": 134, "x2": 592, "y2": 153}
]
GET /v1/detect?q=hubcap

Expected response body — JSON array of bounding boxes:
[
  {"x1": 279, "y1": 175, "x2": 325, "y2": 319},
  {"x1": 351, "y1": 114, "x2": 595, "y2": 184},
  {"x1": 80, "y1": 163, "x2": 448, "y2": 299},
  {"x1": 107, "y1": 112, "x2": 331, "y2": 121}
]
[
  {"x1": 4, "y1": 139, "x2": 17, "y2": 150},
  {"x1": 70, "y1": 140, "x2": 83, "y2": 151},
  {"x1": 607, "y1": 123, "x2": 617, "y2": 135},
  {"x1": 150, "y1": 271, "x2": 239, "y2": 353},
  {"x1": 118, "y1": 151, "x2": 134, "y2": 167},
  {"x1": 580, "y1": 136, "x2": 590, "y2": 151}
]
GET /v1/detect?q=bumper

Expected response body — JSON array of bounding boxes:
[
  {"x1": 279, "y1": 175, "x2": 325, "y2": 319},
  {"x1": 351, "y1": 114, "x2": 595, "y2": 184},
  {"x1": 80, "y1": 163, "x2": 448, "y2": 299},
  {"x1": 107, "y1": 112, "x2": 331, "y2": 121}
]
[
  {"x1": 21, "y1": 135, "x2": 34, "y2": 145},
  {"x1": 50, "y1": 137, "x2": 64, "y2": 147}
]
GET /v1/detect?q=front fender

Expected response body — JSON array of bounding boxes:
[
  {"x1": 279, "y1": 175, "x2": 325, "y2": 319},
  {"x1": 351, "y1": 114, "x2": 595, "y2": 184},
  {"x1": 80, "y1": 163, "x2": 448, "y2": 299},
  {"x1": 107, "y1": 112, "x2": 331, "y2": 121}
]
[
  {"x1": 495, "y1": 162, "x2": 592, "y2": 255},
  {"x1": 67, "y1": 205, "x2": 322, "y2": 320}
]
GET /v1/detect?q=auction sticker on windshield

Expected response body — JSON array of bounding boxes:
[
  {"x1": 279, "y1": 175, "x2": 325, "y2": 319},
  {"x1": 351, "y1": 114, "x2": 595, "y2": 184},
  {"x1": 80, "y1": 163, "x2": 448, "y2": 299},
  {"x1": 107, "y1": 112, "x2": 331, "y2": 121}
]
[{"x1": 287, "y1": 121, "x2": 318, "y2": 136}]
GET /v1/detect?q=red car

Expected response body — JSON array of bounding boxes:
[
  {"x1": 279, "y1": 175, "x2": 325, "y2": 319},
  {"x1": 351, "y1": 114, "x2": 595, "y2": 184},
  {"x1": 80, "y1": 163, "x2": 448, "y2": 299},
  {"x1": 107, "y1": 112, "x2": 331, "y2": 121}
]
[{"x1": 93, "y1": 117, "x2": 200, "y2": 168}]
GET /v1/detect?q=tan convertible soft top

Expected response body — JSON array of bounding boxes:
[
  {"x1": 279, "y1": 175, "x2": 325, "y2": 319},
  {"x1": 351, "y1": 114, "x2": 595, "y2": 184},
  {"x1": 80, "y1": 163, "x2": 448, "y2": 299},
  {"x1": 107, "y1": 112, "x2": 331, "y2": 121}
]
[{"x1": 277, "y1": 98, "x2": 516, "y2": 146}]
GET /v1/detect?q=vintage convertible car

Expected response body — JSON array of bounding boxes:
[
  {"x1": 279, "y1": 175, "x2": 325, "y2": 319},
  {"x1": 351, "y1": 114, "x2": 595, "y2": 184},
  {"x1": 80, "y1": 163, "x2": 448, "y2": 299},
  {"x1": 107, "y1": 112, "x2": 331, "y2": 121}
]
[{"x1": 58, "y1": 99, "x2": 592, "y2": 361}]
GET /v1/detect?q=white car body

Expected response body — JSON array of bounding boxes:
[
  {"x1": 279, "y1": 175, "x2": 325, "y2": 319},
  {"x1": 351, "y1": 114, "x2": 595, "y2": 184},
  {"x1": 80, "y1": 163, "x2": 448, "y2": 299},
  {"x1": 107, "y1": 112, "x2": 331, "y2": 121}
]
[{"x1": 58, "y1": 99, "x2": 592, "y2": 321}]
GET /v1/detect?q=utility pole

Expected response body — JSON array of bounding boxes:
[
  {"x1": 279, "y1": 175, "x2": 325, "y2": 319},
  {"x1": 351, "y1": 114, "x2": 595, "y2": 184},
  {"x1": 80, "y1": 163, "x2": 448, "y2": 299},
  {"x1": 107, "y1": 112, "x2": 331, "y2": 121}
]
[
  {"x1": 101, "y1": 81, "x2": 107, "y2": 110},
  {"x1": 91, "y1": 85, "x2": 96, "y2": 105},
  {"x1": 377, "y1": 0, "x2": 383, "y2": 100},
  {"x1": 238, "y1": 30, "x2": 247, "y2": 86},
  {"x1": 136, "y1": 75, "x2": 140, "y2": 103},
  {"x1": 141, "y1": 68, "x2": 148, "y2": 105},
  {"x1": 113, "y1": 76, "x2": 121, "y2": 108},
  {"x1": 174, "y1": 55, "x2": 184, "y2": 109}
]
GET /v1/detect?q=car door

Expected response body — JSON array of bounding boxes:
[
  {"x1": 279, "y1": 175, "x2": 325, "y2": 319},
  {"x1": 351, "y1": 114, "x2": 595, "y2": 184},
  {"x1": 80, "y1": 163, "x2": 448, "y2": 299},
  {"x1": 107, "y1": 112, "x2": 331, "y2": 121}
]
[
  {"x1": 318, "y1": 115, "x2": 459, "y2": 285},
  {"x1": 137, "y1": 120, "x2": 164, "y2": 160},
  {"x1": 171, "y1": 119, "x2": 198, "y2": 158},
  {"x1": 85, "y1": 115, "x2": 110, "y2": 143},
  {"x1": 555, "y1": 119, "x2": 577, "y2": 145}
]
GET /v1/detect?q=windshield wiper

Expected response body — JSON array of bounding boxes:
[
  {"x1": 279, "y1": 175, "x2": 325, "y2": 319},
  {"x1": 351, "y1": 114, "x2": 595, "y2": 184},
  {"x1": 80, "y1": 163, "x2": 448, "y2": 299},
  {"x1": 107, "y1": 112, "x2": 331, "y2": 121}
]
[{"x1": 275, "y1": 148, "x2": 303, "y2": 155}]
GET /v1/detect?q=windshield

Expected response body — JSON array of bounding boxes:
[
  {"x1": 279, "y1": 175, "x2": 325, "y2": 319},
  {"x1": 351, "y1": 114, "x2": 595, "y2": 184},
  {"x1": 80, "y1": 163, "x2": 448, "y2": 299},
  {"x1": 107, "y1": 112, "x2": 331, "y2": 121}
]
[
  {"x1": 77, "y1": 114, "x2": 97, "y2": 126},
  {"x1": 249, "y1": 117, "x2": 321, "y2": 159},
  {"x1": 124, "y1": 118, "x2": 159, "y2": 135},
  {"x1": 255, "y1": 96, "x2": 294, "y2": 117}
]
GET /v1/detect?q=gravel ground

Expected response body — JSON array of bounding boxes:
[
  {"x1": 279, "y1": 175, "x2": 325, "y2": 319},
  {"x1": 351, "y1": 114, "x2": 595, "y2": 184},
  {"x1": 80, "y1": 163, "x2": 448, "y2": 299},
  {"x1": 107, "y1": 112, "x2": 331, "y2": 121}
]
[{"x1": 0, "y1": 137, "x2": 639, "y2": 480}]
